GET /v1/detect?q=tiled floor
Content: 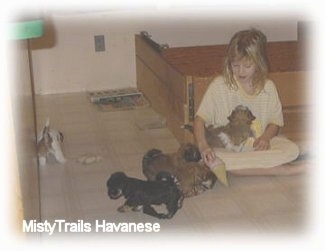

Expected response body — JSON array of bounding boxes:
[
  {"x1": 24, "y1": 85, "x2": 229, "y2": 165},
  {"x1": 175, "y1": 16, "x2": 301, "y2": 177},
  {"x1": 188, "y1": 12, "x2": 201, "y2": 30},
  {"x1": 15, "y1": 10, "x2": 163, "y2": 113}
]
[{"x1": 35, "y1": 92, "x2": 309, "y2": 237}]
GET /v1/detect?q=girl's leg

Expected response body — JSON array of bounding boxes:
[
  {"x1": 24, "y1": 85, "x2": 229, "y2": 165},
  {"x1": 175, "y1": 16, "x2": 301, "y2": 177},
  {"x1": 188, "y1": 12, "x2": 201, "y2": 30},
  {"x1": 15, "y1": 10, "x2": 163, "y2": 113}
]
[
  {"x1": 228, "y1": 162, "x2": 308, "y2": 176},
  {"x1": 215, "y1": 136, "x2": 303, "y2": 175}
]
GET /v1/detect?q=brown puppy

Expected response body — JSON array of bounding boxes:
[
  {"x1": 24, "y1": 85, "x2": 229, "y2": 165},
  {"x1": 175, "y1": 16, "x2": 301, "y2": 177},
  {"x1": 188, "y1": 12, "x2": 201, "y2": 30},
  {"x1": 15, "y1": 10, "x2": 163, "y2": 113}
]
[
  {"x1": 142, "y1": 143, "x2": 217, "y2": 197},
  {"x1": 205, "y1": 105, "x2": 256, "y2": 152}
]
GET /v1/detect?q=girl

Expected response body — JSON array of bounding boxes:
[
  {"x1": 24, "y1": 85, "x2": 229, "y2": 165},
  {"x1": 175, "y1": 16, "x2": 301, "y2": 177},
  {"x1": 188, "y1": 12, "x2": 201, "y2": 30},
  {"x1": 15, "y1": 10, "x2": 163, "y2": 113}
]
[{"x1": 194, "y1": 28, "x2": 305, "y2": 176}]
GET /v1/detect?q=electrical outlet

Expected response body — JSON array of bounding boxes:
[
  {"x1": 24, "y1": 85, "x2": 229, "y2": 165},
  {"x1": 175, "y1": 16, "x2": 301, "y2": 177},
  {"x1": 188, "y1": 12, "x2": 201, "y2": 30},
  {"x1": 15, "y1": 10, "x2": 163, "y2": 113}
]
[{"x1": 94, "y1": 35, "x2": 105, "y2": 52}]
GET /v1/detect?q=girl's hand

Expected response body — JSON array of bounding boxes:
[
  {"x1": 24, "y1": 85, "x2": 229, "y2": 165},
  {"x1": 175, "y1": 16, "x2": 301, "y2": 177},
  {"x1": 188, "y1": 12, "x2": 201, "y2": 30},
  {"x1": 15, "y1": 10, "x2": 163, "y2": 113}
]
[
  {"x1": 204, "y1": 152, "x2": 224, "y2": 170},
  {"x1": 253, "y1": 136, "x2": 270, "y2": 151},
  {"x1": 200, "y1": 147, "x2": 216, "y2": 165},
  {"x1": 253, "y1": 123, "x2": 279, "y2": 151}
]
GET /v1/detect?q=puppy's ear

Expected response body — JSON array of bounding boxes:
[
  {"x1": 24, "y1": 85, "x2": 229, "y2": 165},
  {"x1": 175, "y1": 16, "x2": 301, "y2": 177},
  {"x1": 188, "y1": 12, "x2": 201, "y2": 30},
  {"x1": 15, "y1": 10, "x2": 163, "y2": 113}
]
[
  {"x1": 106, "y1": 177, "x2": 110, "y2": 188},
  {"x1": 227, "y1": 111, "x2": 235, "y2": 122},
  {"x1": 59, "y1": 132, "x2": 64, "y2": 142},
  {"x1": 107, "y1": 172, "x2": 127, "y2": 187},
  {"x1": 40, "y1": 121, "x2": 50, "y2": 138},
  {"x1": 248, "y1": 111, "x2": 256, "y2": 122},
  {"x1": 114, "y1": 172, "x2": 128, "y2": 181},
  {"x1": 43, "y1": 128, "x2": 52, "y2": 146},
  {"x1": 114, "y1": 171, "x2": 126, "y2": 177},
  {"x1": 183, "y1": 144, "x2": 201, "y2": 162}
]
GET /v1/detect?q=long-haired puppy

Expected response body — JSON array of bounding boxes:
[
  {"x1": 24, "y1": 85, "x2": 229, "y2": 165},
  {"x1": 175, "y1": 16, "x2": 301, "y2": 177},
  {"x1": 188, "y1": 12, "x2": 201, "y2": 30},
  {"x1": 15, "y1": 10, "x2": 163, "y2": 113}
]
[
  {"x1": 205, "y1": 105, "x2": 256, "y2": 152},
  {"x1": 37, "y1": 118, "x2": 66, "y2": 166},
  {"x1": 143, "y1": 143, "x2": 217, "y2": 197},
  {"x1": 106, "y1": 171, "x2": 183, "y2": 219}
]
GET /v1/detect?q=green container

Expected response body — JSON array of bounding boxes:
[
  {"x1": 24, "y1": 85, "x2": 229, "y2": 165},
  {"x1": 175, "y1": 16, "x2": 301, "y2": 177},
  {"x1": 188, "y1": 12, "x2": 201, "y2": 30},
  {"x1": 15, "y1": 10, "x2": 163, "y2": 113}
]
[{"x1": 8, "y1": 19, "x2": 44, "y2": 40}]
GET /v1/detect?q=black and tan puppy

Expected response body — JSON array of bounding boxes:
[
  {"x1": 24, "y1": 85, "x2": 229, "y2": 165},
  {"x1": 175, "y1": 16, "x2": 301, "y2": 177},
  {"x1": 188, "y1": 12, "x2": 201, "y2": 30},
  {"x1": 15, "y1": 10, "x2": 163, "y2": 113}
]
[
  {"x1": 106, "y1": 171, "x2": 183, "y2": 219},
  {"x1": 143, "y1": 143, "x2": 217, "y2": 197}
]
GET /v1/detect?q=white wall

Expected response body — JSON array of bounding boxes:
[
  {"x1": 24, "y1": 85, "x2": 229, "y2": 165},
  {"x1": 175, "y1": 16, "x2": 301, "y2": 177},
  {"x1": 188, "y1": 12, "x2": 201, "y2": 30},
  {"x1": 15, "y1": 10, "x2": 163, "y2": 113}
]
[
  {"x1": 31, "y1": 14, "x2": 137, "y2": 94},
  {"x1": 31, "y1": 9, "x2": 301, "y2": 94}
]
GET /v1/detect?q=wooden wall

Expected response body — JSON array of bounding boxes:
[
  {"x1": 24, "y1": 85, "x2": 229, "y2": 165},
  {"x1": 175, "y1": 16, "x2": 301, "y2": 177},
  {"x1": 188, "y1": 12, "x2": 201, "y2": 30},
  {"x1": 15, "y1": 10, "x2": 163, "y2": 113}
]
[{"x1": 162, "y1": 41, "x2": 306, "y2": 76}]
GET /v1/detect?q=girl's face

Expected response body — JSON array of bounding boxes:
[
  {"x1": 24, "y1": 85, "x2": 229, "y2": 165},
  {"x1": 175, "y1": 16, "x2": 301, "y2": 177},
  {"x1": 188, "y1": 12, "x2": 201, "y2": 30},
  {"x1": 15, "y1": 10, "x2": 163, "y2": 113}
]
[{"x1": 231, "y1": 58, "x2": 256, "y2": 85}]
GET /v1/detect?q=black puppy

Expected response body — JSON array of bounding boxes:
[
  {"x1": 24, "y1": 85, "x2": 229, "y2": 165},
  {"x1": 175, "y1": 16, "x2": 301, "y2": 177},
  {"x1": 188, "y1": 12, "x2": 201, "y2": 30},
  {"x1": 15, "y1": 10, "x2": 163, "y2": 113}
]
[{"x1": 106, "y1": 171, "x2": 183, "y2": 219}]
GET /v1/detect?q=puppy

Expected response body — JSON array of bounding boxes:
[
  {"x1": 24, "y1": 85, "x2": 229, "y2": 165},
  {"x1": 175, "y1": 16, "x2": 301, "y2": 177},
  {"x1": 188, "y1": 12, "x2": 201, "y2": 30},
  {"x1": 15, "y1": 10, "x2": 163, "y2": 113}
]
[
  {"x1": 106, "y1": 171, "x2": 183, "y2": 219},
  {"x1": 205, "y1": 105, "x2": 256, "y2": 152},
  {"x1": 37, "y1": 118, "x2": 66, "y2": 166},
  {"x1": 143, "y1": 143, "x2": 217, "y2": 197}
]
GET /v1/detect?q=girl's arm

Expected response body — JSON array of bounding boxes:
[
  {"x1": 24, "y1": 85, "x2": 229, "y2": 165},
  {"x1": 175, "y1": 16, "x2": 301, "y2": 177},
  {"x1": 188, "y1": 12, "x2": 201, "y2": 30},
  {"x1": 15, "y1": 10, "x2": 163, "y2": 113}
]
[
  {"x1": 194, "y1": 115, "x2": 216, "y2": 162},
  {"x1": 253, "y1": 123, "x2": 280, "y2": 151}
]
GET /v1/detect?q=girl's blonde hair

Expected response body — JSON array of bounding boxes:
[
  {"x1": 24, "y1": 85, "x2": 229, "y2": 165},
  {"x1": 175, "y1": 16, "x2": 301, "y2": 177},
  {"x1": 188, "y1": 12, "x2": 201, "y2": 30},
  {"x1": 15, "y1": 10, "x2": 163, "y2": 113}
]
[{"x1": 223, "y1": 28, "x2": 269, "y2": 93}]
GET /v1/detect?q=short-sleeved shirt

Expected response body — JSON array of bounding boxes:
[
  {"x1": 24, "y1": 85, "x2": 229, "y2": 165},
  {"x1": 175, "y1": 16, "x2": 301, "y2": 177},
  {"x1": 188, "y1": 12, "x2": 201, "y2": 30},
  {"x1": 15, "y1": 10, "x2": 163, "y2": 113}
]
[{"x1": 196, "y1": 76, "x2": 284, "y2": 132}]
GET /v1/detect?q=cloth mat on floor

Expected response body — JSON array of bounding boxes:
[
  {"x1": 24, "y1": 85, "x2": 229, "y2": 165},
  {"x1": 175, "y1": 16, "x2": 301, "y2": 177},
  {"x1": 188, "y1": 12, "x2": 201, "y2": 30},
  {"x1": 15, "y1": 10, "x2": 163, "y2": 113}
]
[{"x1": 88, "y1": 87, "x2": 150, "y2": 112}]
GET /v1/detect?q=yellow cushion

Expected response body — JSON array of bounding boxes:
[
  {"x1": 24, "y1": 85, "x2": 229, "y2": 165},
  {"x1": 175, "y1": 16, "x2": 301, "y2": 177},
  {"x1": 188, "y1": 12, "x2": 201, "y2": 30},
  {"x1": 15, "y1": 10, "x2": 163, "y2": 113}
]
[{"x1": 210, "y1": 162, "x2": 229, "y2": 187}]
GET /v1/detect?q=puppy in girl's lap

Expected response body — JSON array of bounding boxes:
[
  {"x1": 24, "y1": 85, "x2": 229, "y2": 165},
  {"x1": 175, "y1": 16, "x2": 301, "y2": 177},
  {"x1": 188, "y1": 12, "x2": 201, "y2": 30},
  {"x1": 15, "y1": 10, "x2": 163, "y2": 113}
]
[{"x1": 205, "y1": 105, "x2": 257, "y2": 152}]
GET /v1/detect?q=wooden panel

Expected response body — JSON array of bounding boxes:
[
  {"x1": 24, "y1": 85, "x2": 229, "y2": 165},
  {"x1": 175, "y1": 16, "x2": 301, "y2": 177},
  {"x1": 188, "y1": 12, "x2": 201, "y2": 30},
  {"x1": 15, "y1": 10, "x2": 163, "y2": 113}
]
[
  {"x1": 270, "y1": 71, "x2": 309, "y2": 107},
  {"x1": 167, "y1": 64, "x2": 187, "y2": 122},
  {"x1": 162, "y1": 41, "x2": 306, "y2": 76},
  {"x1": 136, "y1": 57, "x2": 170, "y2": 118},
  {"x1": 162, "y1": 45, "x2": 226, "y2": 76},
  {"x1": 135, "y1": 35, "x2": 169, "y2": 84},
  {"x1": 136, "y1": 34, "x2": 188, "y2": 142},
  {"x1": 267, "y1": 41, "x2": 305, "y2": 72},
  {"x1": 281, "y1": 106, "x2": 310, "y2": 142},
  {"x1": 192, "y1": 75, "x2": 217, "y2": 114}
]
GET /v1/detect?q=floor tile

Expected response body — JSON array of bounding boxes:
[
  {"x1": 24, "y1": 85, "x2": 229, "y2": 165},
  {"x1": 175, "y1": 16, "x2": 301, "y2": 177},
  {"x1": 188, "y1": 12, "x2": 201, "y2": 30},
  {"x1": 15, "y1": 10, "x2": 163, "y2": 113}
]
[{"x1": 35, "y1": 92, "x2": 308, "y2": 236}]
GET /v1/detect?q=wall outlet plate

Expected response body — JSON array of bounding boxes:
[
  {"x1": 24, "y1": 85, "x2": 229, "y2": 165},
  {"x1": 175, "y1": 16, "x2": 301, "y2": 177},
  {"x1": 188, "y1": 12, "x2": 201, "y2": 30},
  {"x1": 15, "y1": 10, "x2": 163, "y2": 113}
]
[{"x1": 94, "y1": 35, "x2": 105, "y2": 52}]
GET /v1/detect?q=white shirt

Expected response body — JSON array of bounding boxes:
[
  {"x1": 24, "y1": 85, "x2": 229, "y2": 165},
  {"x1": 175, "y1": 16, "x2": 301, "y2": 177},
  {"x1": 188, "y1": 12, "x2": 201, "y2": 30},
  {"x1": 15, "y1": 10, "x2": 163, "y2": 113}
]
[{"x1": 196, "y1": 75, "x2": 284, "y2": 132}]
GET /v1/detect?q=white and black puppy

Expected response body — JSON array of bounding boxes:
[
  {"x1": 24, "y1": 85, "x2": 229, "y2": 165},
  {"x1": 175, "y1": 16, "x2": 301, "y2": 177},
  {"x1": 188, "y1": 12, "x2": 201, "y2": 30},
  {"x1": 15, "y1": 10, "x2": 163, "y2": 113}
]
[
  {"x1": 106, "y1": 171, "x2": 183, "y2": 219},
  {"x1": 37, "y1": 118, "x2": 66, "y2": 166}
]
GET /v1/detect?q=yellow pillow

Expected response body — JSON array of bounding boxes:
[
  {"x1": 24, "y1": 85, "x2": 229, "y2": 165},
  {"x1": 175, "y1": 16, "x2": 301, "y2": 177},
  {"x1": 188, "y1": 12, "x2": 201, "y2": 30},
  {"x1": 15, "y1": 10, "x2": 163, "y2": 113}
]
[{"x1": 210, "y1": 159, "x2": 229, "y2": 187}]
